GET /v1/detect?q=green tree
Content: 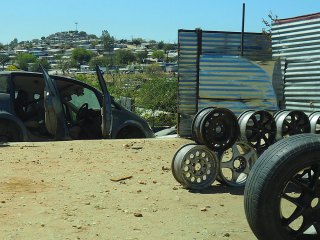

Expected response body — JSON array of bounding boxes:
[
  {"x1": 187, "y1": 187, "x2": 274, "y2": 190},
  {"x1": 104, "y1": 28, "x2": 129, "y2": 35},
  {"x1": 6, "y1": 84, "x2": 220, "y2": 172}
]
[
  {"x1": 101, "y1": 30, "x2": 115, "y2": 52},
  {"x1": 132, "y1": 38, "x2": 144, "y2": 46},
  {"x1": 6, "y1": 65, "x2": 19, "y2": 71},
  {"x1": 135, "y1": 50, "x2": 148, "y2": 64},
  {"x1": 56, "y1": 54, "x2": 69, "y2": 74},
  {"x1": 30, "y1": 59, "x2": 51, "y2": 72},
  {"x1": 115, "y1": 49, "x2": 136, "y2": 65},
  {"x1": 163, "y1": 43, "x2": 176, "y2": 52},
  {"x1": 145, "y1": 63, "x2": 163, "y2": 74},
  {"x1": 72, "y1": 48, "x2": 94, "y2": 66},
  {"x1": 152, "y1": 50, "x2": 165, "y2": 61},
  {"x1": 89, "y1": 55, "x2": 115, "y2": 69},
  {"x1": 157, "y1": 41, "x2": 164, "y2": 50},
  {"x1": 79, "y1": 31, "x2": 87, "y2": 37},
  {"x1": 15, "y1": 53, "x2": 36, "y2": 70},
  {"x1": 88, "y1": 34, "x2": 98, "y2": 39},
  {"x1": 262, "y1": 11, "x2": 278, "y2": 41},
  {"x1": 0, "y1": 43, "x2": 4, "y2": 50},
  {"x1": 0, "y1": 54, "x2": 10, "y2": 69},
  {"x1": 136, "y1": 77, "x2": 177, "y2": 127},
  {"x1": 9, "y1": 38, "x2": 18, "y2": 49}
]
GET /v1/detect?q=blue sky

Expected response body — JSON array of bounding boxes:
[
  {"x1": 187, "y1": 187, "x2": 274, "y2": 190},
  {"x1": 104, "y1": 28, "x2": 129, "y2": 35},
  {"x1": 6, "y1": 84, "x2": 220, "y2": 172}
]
[{"x1": 1, "y1": 0, "x2": 319, "y2": 44}]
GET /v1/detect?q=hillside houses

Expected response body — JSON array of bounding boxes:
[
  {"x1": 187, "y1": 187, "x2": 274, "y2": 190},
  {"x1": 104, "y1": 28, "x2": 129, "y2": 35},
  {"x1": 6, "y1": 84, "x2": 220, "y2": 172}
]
[{"x1": 0, "y1": 30, "x2": 178, "y2": 74}]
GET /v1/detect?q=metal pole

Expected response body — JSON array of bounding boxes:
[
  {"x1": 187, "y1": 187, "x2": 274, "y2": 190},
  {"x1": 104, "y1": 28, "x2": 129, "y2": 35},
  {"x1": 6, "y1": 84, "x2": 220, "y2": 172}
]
[{"x1": 241, "y1": 3, "x2": 245, "y2": 56}]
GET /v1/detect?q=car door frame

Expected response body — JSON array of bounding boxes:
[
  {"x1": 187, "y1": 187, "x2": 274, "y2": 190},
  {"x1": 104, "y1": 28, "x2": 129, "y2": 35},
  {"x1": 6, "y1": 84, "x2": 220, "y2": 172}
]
[
  {"x1": 40, "y1": 65, "x2": 70, "y2": 140},
  {"x1": 95, "y1": 65, "x2": 112, "y2": 138}
]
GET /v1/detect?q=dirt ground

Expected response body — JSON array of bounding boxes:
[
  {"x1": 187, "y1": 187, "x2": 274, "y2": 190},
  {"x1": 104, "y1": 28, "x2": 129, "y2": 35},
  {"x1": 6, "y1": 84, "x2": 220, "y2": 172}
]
[{"x1": 0, "y1": 137, "x2": 256, "y2": 240}]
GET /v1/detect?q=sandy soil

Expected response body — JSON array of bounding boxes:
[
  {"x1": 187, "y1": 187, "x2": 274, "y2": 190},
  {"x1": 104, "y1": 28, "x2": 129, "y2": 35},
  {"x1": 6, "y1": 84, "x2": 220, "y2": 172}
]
[{"x1": 0, "y1": 138, "x2": 255, "y2": 240}]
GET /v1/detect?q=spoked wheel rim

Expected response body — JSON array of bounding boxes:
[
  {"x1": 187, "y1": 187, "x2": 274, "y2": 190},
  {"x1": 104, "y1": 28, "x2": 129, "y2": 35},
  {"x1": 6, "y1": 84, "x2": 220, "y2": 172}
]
[
  {"x1": 278, "y1": 163, "x2": 320, "y2": 237},
  {"x1": 172, "y1": 144, "x2": 219, "y2": 190},
  {"x1": 199, "y1": 108, "x2": 239, "y2": 152},
  {"x1": 238, "y1": 110, "x2": 276, "y2": 153},
  {"x1": 309, "y1": 111, "x2": 320, "y2": 134},
  {"x1": 275, "y1": 110, "x2": 311, "y2": 140},
  {"x1": 218, "y1": 141, "x2": 257, "y2": 187}
]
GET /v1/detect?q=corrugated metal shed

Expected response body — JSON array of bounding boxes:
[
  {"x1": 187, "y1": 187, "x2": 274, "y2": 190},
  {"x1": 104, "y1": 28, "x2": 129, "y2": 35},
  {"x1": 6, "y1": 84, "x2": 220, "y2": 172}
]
[
  {"x1": 198, "y1": 55, "x2": 277, "y2": 114},
  {"x1": 272, "y1": 12, "x2": 320, "y2": 113},
  {"x1": 178, "y1": 29, "x2": 278, "y2": 137},
  {"x1": 178, "y1": 30, "x2": 198, "y2": 116},
  {"x1": 284, "y1": 59, "x2": 320, "y2": 114},
  {"x1": 201, "y1": 31, "x2": 271, "y2": 59}
]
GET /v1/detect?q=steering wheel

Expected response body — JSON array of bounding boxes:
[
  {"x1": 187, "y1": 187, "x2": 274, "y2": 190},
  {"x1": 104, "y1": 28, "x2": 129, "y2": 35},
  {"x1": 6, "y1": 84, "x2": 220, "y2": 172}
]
[{"x1": 76, "y1": 103, "x2": 89, "y2": 121}]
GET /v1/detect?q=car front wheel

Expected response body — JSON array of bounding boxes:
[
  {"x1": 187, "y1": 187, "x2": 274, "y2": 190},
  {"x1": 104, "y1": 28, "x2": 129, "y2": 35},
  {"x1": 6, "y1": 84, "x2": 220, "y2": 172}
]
[{"x1": 116, "y1": 126, "x2": 145, "y2": 139}]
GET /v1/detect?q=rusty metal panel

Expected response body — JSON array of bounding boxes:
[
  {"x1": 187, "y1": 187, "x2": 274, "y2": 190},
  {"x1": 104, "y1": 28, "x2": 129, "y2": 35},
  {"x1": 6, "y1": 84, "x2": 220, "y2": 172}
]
[{"x1": 272, "y1": 13, "x2": 320, "y2": 113}]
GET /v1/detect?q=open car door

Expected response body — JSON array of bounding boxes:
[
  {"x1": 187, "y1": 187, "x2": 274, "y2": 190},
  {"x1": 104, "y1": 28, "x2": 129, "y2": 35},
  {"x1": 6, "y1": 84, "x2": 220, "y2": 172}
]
[
  {"x1": 40, "y1": 65, "x2": 70, "y2": 140},
  {"x1": 95, "y1": 65, "x2": 112, "y2": 138}
]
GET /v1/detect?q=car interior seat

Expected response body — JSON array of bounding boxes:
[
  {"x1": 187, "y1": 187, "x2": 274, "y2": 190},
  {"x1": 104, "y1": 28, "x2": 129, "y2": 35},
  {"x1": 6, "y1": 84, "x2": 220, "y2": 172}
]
[{"x1": 14, "y1": 90, "x2": 40, "y2": 129}]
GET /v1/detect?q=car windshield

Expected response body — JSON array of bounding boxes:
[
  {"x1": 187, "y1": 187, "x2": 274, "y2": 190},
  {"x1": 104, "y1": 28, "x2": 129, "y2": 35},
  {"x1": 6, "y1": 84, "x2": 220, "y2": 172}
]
[{"x1": 67, "y1": 87, "x2": 101, "y2": 110}]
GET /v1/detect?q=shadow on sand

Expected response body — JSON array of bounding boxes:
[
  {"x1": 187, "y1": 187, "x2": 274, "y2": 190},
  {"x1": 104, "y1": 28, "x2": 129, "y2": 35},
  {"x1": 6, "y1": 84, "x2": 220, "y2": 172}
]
[{"x1": 188, "y1": 184, "x2": 244, "y2": 196}]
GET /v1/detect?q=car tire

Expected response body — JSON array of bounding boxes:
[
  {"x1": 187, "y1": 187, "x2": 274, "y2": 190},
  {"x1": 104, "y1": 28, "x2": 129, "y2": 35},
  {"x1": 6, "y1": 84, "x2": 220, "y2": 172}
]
[
  {"x1": 116, "y1": 126, "x2": 145, "y2": 139},
  {"x1": 244, "y1": 134, "x2": 320, "y2": 240},
  {"x1": 0, "y1": 119, "x2": 23, "y2": 142}
]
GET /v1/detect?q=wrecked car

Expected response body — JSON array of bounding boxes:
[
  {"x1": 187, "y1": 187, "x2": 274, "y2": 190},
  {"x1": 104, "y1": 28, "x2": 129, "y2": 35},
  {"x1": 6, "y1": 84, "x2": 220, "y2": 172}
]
[{"x1": 0, "y1": 66, "x2": 154, "y2": 142}]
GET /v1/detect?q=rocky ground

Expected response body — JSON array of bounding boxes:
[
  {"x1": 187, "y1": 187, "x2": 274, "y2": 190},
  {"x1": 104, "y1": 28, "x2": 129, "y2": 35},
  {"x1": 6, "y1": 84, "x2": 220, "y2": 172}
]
[{"x1": 0, "y1": 138, "x2": 255, "y2": 240}]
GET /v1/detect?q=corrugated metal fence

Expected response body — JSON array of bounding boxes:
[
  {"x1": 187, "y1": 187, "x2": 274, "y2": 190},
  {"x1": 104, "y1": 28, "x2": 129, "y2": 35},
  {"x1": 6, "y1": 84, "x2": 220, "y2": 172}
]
[
  {"x1": 178, "y1": 29, "x2": 278, "y2": 137},
  {"x1": 272, "y1": 13, "x2": 320, "y2": 114}
]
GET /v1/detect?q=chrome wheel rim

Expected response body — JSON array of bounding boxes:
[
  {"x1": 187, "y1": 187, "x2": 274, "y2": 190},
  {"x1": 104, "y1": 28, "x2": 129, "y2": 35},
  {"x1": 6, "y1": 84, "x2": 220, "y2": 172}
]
[{"x1": 172, "y1": 144, "x2": 219, "y2": 189}]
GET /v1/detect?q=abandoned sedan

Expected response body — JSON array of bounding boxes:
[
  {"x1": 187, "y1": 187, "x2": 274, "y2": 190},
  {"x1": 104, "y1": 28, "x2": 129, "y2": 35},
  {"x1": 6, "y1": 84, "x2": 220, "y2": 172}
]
[{"x1": 0, "y1": 66, "x2": 154, "y2": 142}]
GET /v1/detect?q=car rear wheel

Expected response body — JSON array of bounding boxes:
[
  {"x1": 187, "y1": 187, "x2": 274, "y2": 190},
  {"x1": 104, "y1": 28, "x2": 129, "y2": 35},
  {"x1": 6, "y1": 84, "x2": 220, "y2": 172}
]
[
  {"x1": 116, "y1": 126, "x2": 145, "y2": 139},
  {"x1": 0, "y1": 120, "x2": 23, "y2": 142}
]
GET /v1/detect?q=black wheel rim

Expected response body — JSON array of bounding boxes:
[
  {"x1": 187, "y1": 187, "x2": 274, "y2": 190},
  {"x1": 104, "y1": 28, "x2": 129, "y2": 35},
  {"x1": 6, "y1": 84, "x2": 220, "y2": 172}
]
[
  {"x1": 275, "y1": 110, "x2": 311, "y2": 140},
  {"x1": 200, "y1": 108, "x2": 239, "y2": 152},
  {"x1": 278, "y1": 163, "x2": 320, "y2": 237},
  {"x1": 238, "y1": 110, "x2": 276, "y2": 153},
  {"x1": 192, "y1": 107, "x2": 215, "y2": 144}
]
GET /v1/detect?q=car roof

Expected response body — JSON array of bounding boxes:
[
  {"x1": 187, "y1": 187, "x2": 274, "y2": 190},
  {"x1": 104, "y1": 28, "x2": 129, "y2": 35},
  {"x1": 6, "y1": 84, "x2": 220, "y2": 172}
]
[
  {"x1": 0, "y1": 71, "x2": 101, "y2": 92},
  {"x1": 0, "y1": 71, "x2": 78, "y2": 82}
]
